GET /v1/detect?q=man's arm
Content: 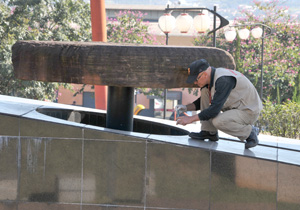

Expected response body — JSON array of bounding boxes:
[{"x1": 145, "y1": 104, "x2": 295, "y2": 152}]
[{"x1": 177, "y1": 76, "x2": 236, "y2": 126}]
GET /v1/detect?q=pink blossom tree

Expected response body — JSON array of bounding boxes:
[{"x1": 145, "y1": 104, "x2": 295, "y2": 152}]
[{"x1": 107, "y1": 10, "x2": 159, "y2": 45}]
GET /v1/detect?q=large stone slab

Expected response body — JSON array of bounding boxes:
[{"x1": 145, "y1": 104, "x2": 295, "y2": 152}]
[{"x1": 12, "y1": 41, "x2": 235, "y2": 88}]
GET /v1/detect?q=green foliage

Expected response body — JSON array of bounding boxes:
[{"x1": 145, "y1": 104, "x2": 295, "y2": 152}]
[
  {"x1": 292, "y1": 72, "x2": 300, "y2": 103},
  {"x1": 0, "y1": 0, "x2": 91, "y2": 101},
  {"x1": 259, "y1": 100, "x2": 300, "y2": 139}
]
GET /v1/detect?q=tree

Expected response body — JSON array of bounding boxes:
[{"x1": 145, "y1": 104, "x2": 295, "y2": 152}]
[
  {"x1": 0, "y1": 0, "x2": 91, "y2": 101},
  {"x1": 107, "y1": 10, "x2": 160, "y2": 45}
]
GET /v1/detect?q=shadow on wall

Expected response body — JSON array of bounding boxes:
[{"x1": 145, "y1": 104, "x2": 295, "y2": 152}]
[{"x1": 37, "y1": 108, "x2": 189, "y2": 136}]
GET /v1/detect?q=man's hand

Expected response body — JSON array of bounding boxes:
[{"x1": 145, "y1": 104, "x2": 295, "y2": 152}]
[
  {"x1": 176, "y1": 115, "x2": 200, "y2": 126},
  {"x1": 176, "y1": 116, "x2": 192, "y2": 126},
  {"x1": 175, "y1": 104, "x2": 187, "y2": 113}
]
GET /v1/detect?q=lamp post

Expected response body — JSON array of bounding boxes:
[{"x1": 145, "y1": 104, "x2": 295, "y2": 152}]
[
  {"x1": 224, "y1": 23, "x2": 275, "y2": 100},
  {"x1": 158, "y1": 5, "x2": 229, "y2": 48},
  {"x1": 158, "y1": 5, "x2": 229, "y2": 119}
]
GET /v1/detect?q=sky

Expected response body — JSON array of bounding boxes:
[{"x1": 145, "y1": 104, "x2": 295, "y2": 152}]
[{"x1": 84, "y1": 0, "x2": 300, "y2": 20}]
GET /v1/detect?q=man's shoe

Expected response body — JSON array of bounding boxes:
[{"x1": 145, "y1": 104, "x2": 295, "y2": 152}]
[
  {"x1": 189, "y1": 131, "x2": 219, "y2": 141},
  {"x1": 245, "y1": 127, "x2": 259, "y2": 149}
]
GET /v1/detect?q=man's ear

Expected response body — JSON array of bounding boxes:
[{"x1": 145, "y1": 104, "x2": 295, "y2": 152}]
[{"x1": 203, "y1": 71, "x2": 210, "y2": 84}]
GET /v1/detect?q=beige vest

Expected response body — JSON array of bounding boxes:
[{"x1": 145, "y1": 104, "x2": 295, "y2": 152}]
[{"x1": 211, "y1": 68, "x2": 263, "y2": 113}]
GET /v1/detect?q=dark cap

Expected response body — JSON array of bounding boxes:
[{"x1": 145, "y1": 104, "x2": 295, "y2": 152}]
[{"x1": 186, "y1": 59, "x2": 210, "y2": 84}]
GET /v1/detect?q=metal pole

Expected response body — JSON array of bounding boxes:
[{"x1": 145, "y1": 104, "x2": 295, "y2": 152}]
[
  {"x1": 166, "y1": 33, "x2": 169, "y2": 45},
  {"x1": 213, "y1": 6, "x2": 217, "y2": 47},
  {"x1": 106, "y1": 86, "x2": 134, "y2": 131},
  {"x1": 163, "y1": 33, "x2": 169, "y2": 119},
  {"x1": 260, "y1": 26, "x2": 265, "y2": 100},
  {"x1": 162, "y1": 5, "x2": 169, "y2": 119},
  {"x1": 90, "y1": 0, "x2": 107, "y2": 110},
  {"x1": 163, "y1": 89, "x2": 167, "y2": 119}
]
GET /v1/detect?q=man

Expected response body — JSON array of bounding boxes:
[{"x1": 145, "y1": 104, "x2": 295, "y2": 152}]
[{"x1": 176, "y1": 59, "x2": 262, "y2": 149}]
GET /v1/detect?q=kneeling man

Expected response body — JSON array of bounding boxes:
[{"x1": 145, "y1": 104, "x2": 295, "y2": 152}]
[{"x1": 176, "y1": 59, "x2": 262, "y2": 149}]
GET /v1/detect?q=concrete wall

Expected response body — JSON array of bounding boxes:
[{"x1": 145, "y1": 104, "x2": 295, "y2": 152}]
[{"x1": 1, "y1": 95, "x2": 300, "y2": 210}]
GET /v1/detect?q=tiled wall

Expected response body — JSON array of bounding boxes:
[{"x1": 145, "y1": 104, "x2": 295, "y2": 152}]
[{"x1": 1, "y1": 114, "x2": 300, "y2": 210}]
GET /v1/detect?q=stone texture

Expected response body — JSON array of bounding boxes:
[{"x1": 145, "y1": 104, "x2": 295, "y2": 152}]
[{"x1": 12, "y1": 41, "x2": 236, "y2": 88}]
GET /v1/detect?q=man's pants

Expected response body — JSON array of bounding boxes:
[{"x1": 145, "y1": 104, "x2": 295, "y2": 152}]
[{"x1": 200, "y1": 88, "x2": 259, "y2": 141}]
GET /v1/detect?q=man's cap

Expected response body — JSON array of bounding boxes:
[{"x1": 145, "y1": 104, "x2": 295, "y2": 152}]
[{"x1": 186, "y1": 59, "x2": 210, "y2": 84}]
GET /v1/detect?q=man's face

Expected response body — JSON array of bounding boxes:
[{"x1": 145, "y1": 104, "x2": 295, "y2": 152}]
[{"x1": 194, "y1": 71, "x2": 207, "y2": 88}]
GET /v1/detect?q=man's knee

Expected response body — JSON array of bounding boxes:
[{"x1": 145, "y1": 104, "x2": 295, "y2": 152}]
[{"x1": 212, "y1": 116, "x2": 226, "y2": 129}]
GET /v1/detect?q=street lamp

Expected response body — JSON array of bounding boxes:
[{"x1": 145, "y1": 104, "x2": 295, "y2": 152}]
[
  {"x1": 224, "y1": 23, "x2": 275, "y2": 100},
  {"x1": 158, "y1": 5, "x2": 229, "y2": 47},
  {"x1": 158, "y1": 5, "x2": 229, "y2": 119}
]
